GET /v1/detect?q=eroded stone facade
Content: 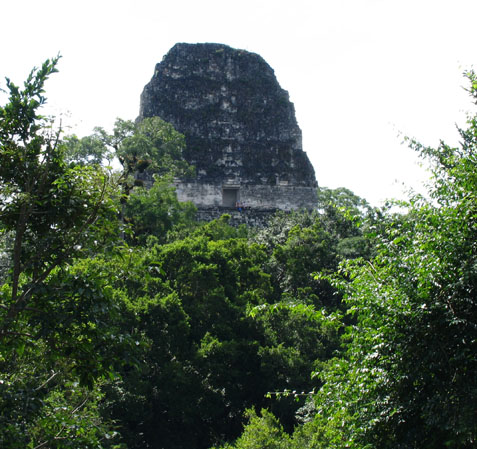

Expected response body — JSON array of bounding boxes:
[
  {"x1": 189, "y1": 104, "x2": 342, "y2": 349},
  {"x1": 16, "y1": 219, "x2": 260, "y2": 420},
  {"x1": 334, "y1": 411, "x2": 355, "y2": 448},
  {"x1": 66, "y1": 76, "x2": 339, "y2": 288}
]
[{"x1": 139, "y1": 43, "x2": 318, "y2": 221}]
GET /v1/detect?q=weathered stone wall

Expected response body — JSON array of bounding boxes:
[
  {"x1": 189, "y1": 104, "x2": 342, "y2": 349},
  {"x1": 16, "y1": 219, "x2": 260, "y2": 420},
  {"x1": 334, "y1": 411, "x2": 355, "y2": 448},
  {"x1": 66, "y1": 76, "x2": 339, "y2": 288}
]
[
  {"x1": 174, "y1": 181, "x2": 317, "y2": 210},
  {"x1": 139, "y1": 43, "x2": 318, "y2": 221}
]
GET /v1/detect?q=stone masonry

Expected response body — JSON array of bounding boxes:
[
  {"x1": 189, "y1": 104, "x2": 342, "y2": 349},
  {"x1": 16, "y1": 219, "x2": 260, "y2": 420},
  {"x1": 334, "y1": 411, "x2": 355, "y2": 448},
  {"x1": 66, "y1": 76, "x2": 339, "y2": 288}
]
[{"x1": 138, "y1": 43, "x2": 318, "y2": 222}]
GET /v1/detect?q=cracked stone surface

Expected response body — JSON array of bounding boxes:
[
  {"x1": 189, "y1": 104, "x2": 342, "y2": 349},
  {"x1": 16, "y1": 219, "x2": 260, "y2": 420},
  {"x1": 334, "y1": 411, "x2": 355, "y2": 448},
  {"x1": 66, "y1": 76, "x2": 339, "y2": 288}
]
[{"x1": 139, "y1": 43, "x2": 318, "y2": 213}]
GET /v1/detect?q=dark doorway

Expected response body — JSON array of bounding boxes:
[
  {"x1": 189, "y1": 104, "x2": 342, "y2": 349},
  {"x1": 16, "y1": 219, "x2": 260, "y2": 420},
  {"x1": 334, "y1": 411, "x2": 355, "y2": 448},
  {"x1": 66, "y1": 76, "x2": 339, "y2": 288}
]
[{"x1": 222, "y1": 188, "x2": 238, "y2": 207}]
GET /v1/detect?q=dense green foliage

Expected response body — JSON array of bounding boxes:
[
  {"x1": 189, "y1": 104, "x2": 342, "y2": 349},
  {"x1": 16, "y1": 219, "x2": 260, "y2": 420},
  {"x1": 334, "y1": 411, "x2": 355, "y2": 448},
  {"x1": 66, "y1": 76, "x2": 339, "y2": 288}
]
[
  {"x1": 94, "y1": 210, "x2": 354, "y2": 449},
  {"x1": 218, "y1": 73, "x2": 477, "y2": 449},
  {"x1": 2, "y1": 58, "x2": 476, "y2": 449},
  {"x1": 0, "y1": 58, "x2": 128, "y2": 448},
  {"x1": 308, "y1": 74, "x2": 477, "y2": 449}
]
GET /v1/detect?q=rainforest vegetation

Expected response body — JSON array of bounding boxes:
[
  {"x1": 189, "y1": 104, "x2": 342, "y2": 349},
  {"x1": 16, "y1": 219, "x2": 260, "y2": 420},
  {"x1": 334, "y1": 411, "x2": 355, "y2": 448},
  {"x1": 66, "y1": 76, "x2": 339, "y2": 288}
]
[{"x1": 0, "y1": 57, "x2": 476, "y2": 448}]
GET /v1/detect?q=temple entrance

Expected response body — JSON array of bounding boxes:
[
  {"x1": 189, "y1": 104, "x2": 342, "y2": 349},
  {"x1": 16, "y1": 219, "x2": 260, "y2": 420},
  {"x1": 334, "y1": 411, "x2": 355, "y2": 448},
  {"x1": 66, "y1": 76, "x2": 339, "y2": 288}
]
[{"x1": 222, "y1": 187, "x2": 239, "y2": 207}]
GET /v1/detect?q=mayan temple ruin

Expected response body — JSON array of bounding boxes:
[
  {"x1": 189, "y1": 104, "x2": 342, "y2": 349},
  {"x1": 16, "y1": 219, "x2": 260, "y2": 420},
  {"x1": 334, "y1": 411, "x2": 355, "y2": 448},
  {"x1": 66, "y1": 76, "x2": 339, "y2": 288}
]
[{"x1": 138, "y1": 43, "x2": 318, "y2": 224}]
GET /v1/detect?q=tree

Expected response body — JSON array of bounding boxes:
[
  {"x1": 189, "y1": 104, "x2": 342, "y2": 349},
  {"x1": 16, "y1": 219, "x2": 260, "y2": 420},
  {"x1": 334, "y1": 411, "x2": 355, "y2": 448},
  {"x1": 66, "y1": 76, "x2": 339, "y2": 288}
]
[
  {"x1": 218, "y1": 72, "x2": 477, "y2": 449},
  {"x1": 69, "y1": 116, "x2": 197, "y2": 244},
  {"x1": 63, "y1": 133, "x2": 115, "y2": 166},
  {"x1": 0, "y1": 58, "x2": 129, "y2": 448},
  {"x1": 0, "y1": 57, "x2": 120, "y2": 340},
  {"x1": 212, "y1": 409, "x2": 291, "y2": 449},
  {"x1": 122, "y1": 174, "x2": 197, "y2": 245},
  {"x1": 101, "y1": 224, "x2": 272, "y2": 449},
  {"x1": 98, "y1": 214, "x2": 343, "y2": 449},
  {"x1": 252, "y1": 206, "x2": 372, "y2": 308},
  {"x1": 308, "y1": 72, "x2": 477, "y2": 449},
  {"x1": 91, "y1": 116, "x2": 194, "y2": 191}
]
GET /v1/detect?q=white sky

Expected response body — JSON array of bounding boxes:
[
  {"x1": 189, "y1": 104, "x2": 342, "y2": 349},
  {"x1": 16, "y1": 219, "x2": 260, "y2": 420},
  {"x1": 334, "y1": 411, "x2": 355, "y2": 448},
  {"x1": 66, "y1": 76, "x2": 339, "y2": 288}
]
[{"x1": 2, "y1": 0, "x2": 477, "y2": 206}]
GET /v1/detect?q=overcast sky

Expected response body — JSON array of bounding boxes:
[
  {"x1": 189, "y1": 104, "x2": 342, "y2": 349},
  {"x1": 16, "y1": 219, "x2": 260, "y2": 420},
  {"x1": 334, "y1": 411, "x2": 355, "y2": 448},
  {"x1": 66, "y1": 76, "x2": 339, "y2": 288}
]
[{"x1": 2, "y1": 0, "x2": 477, "y2": 205}]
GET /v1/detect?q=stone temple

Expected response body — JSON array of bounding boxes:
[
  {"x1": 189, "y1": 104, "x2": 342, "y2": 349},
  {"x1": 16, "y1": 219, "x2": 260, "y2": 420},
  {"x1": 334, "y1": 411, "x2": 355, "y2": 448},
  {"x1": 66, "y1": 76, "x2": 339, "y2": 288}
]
[{"x1": 138, "y1": 43, "x2": 318, "y2": 223}]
